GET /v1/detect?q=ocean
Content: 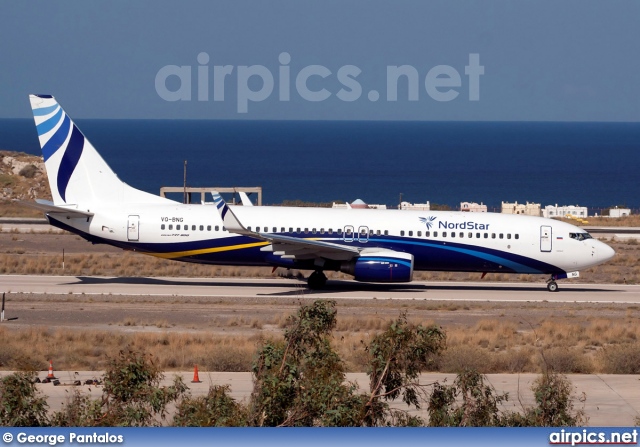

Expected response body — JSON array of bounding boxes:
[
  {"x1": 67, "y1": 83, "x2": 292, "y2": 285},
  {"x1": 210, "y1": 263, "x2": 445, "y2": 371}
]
[{"x1": 1, "y1": 119, "x2": 639, "y2": 213}]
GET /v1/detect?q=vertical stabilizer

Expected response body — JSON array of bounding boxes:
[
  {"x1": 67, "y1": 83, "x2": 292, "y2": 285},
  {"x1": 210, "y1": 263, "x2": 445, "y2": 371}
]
[{"x1": 29, "y1": 94, "x2": 170, "y2": 206}]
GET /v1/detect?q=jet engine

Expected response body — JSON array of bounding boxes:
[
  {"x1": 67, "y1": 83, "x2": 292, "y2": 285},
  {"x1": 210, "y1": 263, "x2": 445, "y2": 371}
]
[{"x1": 340, "y1": 250, "x2": 414, "y2": 283}]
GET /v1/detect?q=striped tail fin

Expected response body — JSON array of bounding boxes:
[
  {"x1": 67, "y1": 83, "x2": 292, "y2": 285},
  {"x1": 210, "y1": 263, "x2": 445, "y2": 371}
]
[{"x1": 29, "y1": 94, "x2": 171, "y2": 206}]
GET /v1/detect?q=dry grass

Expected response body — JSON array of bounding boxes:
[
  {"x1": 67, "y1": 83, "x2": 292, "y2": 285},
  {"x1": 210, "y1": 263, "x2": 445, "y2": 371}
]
[{"x1": 2, "y1": 312, "x2": 640, "y2": 374}]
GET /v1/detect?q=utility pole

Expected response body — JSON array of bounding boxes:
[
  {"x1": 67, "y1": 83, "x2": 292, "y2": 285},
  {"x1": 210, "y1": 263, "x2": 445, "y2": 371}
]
[{"x1": 183, "y1": 160, "x2": 187, "y2": 204}]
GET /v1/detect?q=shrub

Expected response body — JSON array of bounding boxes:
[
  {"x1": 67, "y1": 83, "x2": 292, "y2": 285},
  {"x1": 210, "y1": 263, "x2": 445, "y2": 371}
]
[
  {"x1": 540, "y1": 347, "x2": 593, "y2": 374},
  {"x1": 19, "y1": 164, "x2": 38, "y2": 178},
  {"x1": 597, "y1": 343, "x2": 640, "y2": 374},
  {"x1": 173, "y1": 385, "x2": 248, "y2": 426},
  {"x1": 437, "y1": 344, "x2": 492, "y2": 373},
  {"x1": 0, "y1": 372, "x2": 49, "y2": 426}
]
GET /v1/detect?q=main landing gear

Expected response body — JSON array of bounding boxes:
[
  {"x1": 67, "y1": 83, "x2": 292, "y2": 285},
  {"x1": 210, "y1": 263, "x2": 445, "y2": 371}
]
[
  {"x1": 307, "y1": 270, "x2": 327, "y2": 289},
  {"x1": 546, "y1": 278, "x2": 559, "y2": 292}
]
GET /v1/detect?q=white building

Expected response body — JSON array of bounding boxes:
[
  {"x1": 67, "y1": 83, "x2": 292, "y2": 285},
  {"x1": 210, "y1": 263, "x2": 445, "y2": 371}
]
[
  {"x1": 542, "y1": 204, "x2": 588, "y2": 219},
  {"x1": 609, "y1": 207, "x2": 631, "y2": 218},
  {"x1": 399, "y1": 201, "x2": 430, "y2": 211},
  {"x1": 501, "y1": 201, "x2": 541, "y2": 216},
  {"x1": 332, "y1": 200, "x2": 387, "y2": 210},
  {"x1": 460, "y1": 202, "x2": 487, "y2": 213}
]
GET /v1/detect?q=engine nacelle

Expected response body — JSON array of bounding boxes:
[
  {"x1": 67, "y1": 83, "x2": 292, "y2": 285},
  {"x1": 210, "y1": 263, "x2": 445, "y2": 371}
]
[{"x1": 340, "y1": 250, "x2": 414, "y2": 283}]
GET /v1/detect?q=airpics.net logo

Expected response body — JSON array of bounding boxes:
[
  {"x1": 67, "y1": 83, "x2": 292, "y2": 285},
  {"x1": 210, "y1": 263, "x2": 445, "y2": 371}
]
[{"x1": 155, "y1": 52, "x2": 484, "y2": 113}]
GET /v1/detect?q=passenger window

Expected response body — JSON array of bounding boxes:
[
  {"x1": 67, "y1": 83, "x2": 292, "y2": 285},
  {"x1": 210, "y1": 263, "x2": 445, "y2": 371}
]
[
  {"x1": 376, "y1": 230, "x2": 381, "y2": 236},
  {"x1": 207, "y1": 225, "x2": 212, "y2": 231},
  {"x1": 459, "y1": 232, "x2": 464, "y2": 238},
  {"x1": 451, "y1": 232, "x2": 455, "y2": 238},
  {"x1": 443, "y1": 231, "x2": 447, "y2": 237},
  {"x1": 408, "y1": 231, "x2": 413, "y2": 236},
  {"x1": 370, "y1": 229, "x2": 374, "y2": 235},
  {"x1": 297, "y1": 228, "x2": 301, "y2": 233},
  {"x1": 223, "y1": 226, "x2": 226, "y2": 231},
  {"x1": 491, "y1": 233, "x2": 496, "y2": 239},
  {"x1": 400, "y1": 230, "x2": 405, "y2": 236},
  {"x1": 312, "y1": 228, "x2": 316, "y2": 234},
  {"x1": 515, "y1": 234, "x2": 519, "y2": 239},
  {"x1": 169, "y1": 224, "x2": 173, "y2": 230},
  {"x1": 484, "y1": 233, "x2": 488, "y2": 239},
  {"x1": 417, "y1": 231, "x2": 421, "y2": 237},
  {"x1": 176, "y1": 225, "x2": 181, "y2": 230},
  {"x1": 289, "y1": 227, "x2": 293, "y2": 233},
  {"x1": 161, "y1": 224, "x2": 165, "y2": 230},
  {"x1": 200, "y1": 225, "x2": 204, "y2": 231},
  {"x1": 433, "y1": 231, "x2": 438, "y2": 237},
  {"x1": 192, "y1": 225, "x2": 196, "y2": 231},
  {"x1": 476, "y1": 232, "x2": 480, "y2": 238},
  {"x1": 507, "y1": 234, "x2": 511, "y2": 239},
  {"x1": 281, "y1": 227, "x2": 285, "y2": 233},
  {"x1": 273, "y1": 227, "x2": 277, "y2": 233},
  {"x1": 384, "y1": 230, "x2": 388, "y2": 235},
  {"x1": 328, "y1": 228, "x2": 333, "y2": 234},
  {"x1": 425, "y1": 231, "x2": 430, "y2": 237},
  {"x1": 338, "y1": 229, "x2": 343, "y2": 235},
  {"x1": 320, "y1": 228, "x2": 325, "y2": 234},
  {"x1": 499, "y1": 233, "x2": 504, "y2": 239}
]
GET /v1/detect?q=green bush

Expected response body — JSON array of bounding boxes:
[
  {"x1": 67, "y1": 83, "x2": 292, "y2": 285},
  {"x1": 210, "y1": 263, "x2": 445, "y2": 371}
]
[{"x1": 0, "y1": 372, "x2": 49, "y2": 426}]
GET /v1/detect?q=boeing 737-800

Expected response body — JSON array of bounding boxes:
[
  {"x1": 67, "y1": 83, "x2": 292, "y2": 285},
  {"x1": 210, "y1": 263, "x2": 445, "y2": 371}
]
[{"x1": 25, "y1": 95, "x2": 615, "y2": 291}]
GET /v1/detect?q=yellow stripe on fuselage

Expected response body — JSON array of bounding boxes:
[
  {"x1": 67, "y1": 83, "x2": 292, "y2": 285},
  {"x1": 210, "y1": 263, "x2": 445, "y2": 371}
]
[{"x1": 149, "y1": 241, "x2": 269, "y2": 259}]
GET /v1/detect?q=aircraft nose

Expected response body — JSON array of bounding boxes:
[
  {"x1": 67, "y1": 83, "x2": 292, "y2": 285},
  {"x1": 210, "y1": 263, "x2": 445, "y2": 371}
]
[{"x1": 596, "y1": 240, "x2": 616, "y2": 262}]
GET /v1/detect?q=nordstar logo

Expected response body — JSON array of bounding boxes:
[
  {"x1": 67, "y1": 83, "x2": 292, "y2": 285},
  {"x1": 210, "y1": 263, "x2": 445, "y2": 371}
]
[{"x1": 419, "y1": 216, "x2": 437, "y2": 229}]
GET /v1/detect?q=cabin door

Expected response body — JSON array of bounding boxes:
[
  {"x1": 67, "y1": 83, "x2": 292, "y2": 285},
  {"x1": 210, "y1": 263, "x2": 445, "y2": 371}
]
[
  {"x1": 128, "y1": 215, "x2": 140, "y2": 241},
  {"x1": 540, "y1": 225, "x2": 552, "y2": 252}
]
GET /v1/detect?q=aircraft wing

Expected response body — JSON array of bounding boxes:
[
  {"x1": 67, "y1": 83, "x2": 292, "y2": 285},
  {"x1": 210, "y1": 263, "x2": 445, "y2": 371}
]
[
  {"x1": 258, "y1": 233, "x2": 359, "y2": 261},
  {"x1": 212, "y1": 192, "x2": 359, "y2": 261},
  {"x1": 19, "y1": 200, "x2": 94, "y2": 219}
]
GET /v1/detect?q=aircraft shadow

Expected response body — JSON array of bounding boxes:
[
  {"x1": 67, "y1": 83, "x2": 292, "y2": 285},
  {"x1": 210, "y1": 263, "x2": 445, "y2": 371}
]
[{"x1": 67, "y1": 276, "x2": 619, "y2": 295}]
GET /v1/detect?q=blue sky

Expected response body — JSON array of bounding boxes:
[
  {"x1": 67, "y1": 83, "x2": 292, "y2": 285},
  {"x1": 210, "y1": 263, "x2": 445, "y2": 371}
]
[{"x1": 1, "y1": 1, "x2": 639, "y2": 120}]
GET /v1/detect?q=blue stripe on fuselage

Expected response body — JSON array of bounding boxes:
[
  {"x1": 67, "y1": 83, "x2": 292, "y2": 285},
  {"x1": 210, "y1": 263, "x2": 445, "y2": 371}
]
[{"x1": 46, "y1": 217, "x2": 563, "y2": 274}]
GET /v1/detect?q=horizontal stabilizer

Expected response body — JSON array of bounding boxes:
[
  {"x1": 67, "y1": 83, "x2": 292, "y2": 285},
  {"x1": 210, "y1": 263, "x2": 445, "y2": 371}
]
[{"x1": 19, "y1": 200, "x2": 94, "y2": 219}]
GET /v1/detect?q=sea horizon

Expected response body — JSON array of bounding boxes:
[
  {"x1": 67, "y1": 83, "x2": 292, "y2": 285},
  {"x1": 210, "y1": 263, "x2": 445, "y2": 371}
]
[{"x1": 2, "y1": 119, "x2": 639, "y2": 213}]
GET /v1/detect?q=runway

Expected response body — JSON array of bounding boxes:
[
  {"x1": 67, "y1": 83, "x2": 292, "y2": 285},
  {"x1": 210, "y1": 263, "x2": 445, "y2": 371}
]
[{"x1": 2, "y1": 274, "x2": 639, "y2": 304}]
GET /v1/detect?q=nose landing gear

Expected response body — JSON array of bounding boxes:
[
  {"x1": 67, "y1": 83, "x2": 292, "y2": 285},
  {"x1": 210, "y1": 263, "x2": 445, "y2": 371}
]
[{"x1": 546, "y1": 280, "x2": 559, "y2": 292}]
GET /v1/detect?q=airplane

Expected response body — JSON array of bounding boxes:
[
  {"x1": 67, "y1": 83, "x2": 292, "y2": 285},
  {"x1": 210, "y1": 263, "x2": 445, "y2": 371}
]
[{"x1": 25, "y1": 94, "x2": 615, "y2": 292}]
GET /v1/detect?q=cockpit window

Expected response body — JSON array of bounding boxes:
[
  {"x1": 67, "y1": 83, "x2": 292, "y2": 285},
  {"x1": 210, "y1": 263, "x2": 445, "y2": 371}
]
[{"x1": 569, "y1": 232, "x2": 593, "y2": 241}]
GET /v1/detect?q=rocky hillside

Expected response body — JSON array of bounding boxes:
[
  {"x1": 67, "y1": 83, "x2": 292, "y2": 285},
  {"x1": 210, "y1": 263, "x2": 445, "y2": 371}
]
[
  {"x1": 0, "y1": 150, "x2": 51, "y2": 216},
  {"x1": 0, "y1": 150, "x2": 51, "y2": 201}
]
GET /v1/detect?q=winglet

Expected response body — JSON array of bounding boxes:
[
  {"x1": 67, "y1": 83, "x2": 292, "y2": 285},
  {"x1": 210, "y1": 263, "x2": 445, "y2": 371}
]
[{"x1": 212, "y1": 191, "x2": 251, "y2": 235}]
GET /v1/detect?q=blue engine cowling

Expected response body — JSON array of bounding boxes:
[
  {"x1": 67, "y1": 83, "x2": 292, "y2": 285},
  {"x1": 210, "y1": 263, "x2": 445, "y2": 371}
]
[{"x1": 340, "y1": 250, "x2": 414, "y2": 283}]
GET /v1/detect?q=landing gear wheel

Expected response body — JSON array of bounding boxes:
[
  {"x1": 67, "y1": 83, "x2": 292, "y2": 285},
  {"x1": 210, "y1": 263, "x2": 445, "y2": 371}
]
[
  {"x1": 307, "y1": 271, "x2": 327, "y2": 290},
  {"x1": 547, "y1": 281, "x2": 559, "y2": 292}
]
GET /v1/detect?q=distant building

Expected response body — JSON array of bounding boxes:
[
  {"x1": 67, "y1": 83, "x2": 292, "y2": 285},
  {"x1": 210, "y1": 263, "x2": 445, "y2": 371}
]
[
  {"x1": 399, "y1": 201, "x2": 430, "y2": 211},
  {"x1": 460, "y1": 202, "x2": 487, "y2": 213},
  {"x1": 332, "y1": 200, "x2": 387, "y2": 210},
  {"x1": 542, "y1": 204, "x2": 588, "y2": 219},
  {"x1": 502, "y1": 201, "x2": 541, "y2": 216},
  {"x1": 609, "y1": 207, "x2": 631, "y2": 218}
]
